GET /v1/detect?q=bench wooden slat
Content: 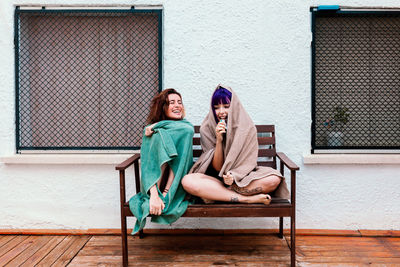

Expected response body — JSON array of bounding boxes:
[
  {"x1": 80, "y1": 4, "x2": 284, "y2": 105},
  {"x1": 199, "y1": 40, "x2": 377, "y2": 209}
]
[
  {"x1": 256, "y1": 125, "x2": 275, "y2": 132},
  {"x1": 183, "y1": 206, "x2": 292, "y2": 217},
  {"x1": 258, "y1": 136, "x2": 275, "y2": 145},
  {"x1": 195, "y1": 148, "x2": 276, "y2": 157},
  {"x1": 123, "y1": 200, "x2": 292, "y2": 218},
  {"x1": 190, "y1": 160, "x2": 275, "y2": 168},
  {"x1": 258, "y1": 161, "x2": 275, "y2": 168},
  {"x1": 258, "y1": 149, "x2": 276, "y2": 157},
  {"x1": 193, "y1": 138, "x2": 201, "y2": 145},
  {"x1": 194, "y1": 125, "x2": 274, "y2": 135},
  {"x1": 195, "y1": 138, "x2": 275, "y2": 146},
  {"x1": 193, "y1": 150, "x2": 203, "y2": 157}
]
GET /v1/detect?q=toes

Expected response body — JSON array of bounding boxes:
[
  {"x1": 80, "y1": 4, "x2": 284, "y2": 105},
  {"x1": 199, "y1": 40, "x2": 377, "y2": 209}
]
[{"x1": 263, "y1": 194, "x2": 272, "y2": 205}]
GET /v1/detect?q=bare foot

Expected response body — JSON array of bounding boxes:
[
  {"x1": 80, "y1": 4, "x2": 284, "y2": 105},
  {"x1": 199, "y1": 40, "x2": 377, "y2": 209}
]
[{"x1": 245, "y1": 194, "x2": 271, "y2": 205}]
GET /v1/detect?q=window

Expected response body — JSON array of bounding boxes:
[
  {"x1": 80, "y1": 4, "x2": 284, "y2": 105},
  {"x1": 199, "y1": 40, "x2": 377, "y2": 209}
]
[
  {"x1": 311, "y1": 8, "x2": 400, "y2": 152},
  {"x1": 15, "y1": 8, "x2": 162, "y2": 151}
]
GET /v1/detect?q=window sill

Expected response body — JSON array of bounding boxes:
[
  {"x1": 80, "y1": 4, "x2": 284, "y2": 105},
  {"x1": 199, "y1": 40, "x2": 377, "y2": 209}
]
[
  {"x1": 303, "y1": 154, "x2": 400, "y2": 165},
  {"x1": 0, "y1": 153, "x2": 138, "y2": 165}
]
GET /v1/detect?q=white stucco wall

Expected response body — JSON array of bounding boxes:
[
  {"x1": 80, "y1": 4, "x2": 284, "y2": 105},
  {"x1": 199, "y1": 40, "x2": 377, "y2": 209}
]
[{"x1": 1, "y1": 0, "x2": 400, "y2": 231}]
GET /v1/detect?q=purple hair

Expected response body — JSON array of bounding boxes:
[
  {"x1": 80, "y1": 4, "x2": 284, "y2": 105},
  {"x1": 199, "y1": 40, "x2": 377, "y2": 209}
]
[{"x1": 211, "y1": 86, "x2": 232, "y2": 123}]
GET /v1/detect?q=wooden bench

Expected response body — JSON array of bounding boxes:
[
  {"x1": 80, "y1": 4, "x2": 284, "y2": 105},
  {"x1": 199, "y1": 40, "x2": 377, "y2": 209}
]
[{"x1": 116, "y1": 125, "x2": 299, "y2": 267}]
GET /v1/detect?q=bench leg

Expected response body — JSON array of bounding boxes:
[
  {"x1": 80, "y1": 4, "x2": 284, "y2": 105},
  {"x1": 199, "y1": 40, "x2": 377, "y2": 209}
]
[
  {"x1": 290, "y1": 215, "x2": 296, "y2": 267},
  {"x1": 139, "y1": 229, "x2": 144, "y2": 239},
  {"x1": 121, "y1": 216, "x2": 128, "y2": 267},
  {"x1": 278, "y1": 217, "x2": 283, "y2": 238}
]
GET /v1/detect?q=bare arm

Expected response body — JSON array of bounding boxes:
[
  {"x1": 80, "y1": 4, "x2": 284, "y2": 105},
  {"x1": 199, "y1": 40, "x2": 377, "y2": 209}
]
[
  {"x1": 149, "y1": 185, "x2": 165, "y2": 215},
  {"x1": 162, "y1": 167, "x2": 174, "y2": 196},
  {"x1": 212, "y1": 120, "x2": 226, "y2": 171}
]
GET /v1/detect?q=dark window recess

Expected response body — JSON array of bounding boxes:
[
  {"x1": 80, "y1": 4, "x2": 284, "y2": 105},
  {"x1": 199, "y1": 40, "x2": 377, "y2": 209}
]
[
  {"x1": 15, "y1": 9, "x2": 162, "y2": 150},
  {"x1": 312, "y1": 11, "x2": 400, "y2": 151}
]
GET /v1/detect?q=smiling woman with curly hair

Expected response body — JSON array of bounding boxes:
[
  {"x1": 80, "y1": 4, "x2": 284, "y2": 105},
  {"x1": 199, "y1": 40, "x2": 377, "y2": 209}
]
[{"x1": 128, "y1": 88, "x2": 194, "y2": 234}]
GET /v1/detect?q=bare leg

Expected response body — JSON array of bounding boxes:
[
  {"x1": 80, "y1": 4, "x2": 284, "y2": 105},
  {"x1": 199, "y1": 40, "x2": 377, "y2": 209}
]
[
  {"x1": 156, "y1": 164, "x2": 175, "y2": 196},
  {"x1": 230, "y1": 175, "x2": 281, "y2": 196},
  {"x1": 182, "y1": 173, "x2": 271, "y2": 205},
  {"x1": 156, "y1": 163, "x2": 167, "y2": 188},
  {"x1": 163, "y1": 167, "x2": 175, "y2": 196}
]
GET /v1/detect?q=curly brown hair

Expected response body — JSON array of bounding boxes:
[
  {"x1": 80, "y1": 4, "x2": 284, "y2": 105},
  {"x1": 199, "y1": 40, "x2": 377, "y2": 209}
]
[{"x1": 146, "y1": 88, "x2": 185, "y2": 124}]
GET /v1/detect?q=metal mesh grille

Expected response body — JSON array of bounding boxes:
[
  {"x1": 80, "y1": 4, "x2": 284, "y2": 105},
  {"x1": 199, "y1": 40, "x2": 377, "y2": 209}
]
[
  {"x1": 313, "y1": 13, "x2": 400, "y2": 149},
  {"x1": 16, "y1": 10, "x2": 161, "y2": 150}
]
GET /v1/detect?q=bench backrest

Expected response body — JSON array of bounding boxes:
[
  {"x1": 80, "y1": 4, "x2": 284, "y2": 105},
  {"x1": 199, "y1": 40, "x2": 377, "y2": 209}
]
[
  {"x1": 132, "y1": 125, "x2": 277, "y2": 194},
  {"x1": 193, "y1": 125, "x2": 277, "y2": 169}
]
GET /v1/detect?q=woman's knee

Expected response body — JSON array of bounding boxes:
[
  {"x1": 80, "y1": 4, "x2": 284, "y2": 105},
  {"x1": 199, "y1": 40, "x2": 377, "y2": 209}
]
[
  {"x1": 258, "y1": 175, "x2": 281, "y2": 192},
  {"x1": 181, "y1": 173, "x2": 202, "y2": 194},
  {"x1": 269, "y1": 175, "x2": 281, "y2": 189}
]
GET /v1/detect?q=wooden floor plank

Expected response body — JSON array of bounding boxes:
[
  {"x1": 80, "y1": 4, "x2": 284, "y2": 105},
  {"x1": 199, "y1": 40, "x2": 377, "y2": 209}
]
[
  {"x1": 35, "y1": 236, "x2": 77, "y2": 266},
  {"x1": 87, "y1": 234, "x2": 287, "y2": 246},
  {"x1": 70, "y1": 256, "x2": 291, "y2": 267},
  {"x1": 0, "y1": 235, "x2": 29, "y2": 258},
  {"x1": 376, "y1": 236, "x2": 400, "y2": 257},
  {"x1": 51, "y1": 235, "x2": 91, "y2": 267},
  {"x1": 298, "y1": 256, "x2": 400, "y2": 264},
  {"x1": 110, "y1": 235, "x2": 287, "y2": 243},
  {"x1": 297, "y1": 236, "x2": 400, "y2": 245},
  {"x1": 70, "y1": 255, "x2": 291, "y2": 266},
  {"x1": 298, "y1": 263, "x2": 375, "y2": 267},
  {"x1": 0, "y1": 236, "x2": 38, "y2": 266},
  {"x1": 0, "y1": 235, "x2": 17, "y2": 249},
  {"x1": 6, "y1": 235, "x2": 52, "y2": 266},
  {"x1": 84, "y1": 242, "x2": 289, "y2": 252},
  {"x1": 299, "y1": 249, "x2": 399, "y2": 258},
  {"x1": 20, "y1": 236, "x2": 65, "y2": 267}
]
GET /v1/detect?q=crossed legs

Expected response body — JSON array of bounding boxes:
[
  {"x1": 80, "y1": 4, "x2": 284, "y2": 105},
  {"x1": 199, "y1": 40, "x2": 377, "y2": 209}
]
[
  {"x1": 181, "y1": 173, "x2": 281, "y2": 205},
  {"x1": 229, "y1": 175, "x2": 281, "y2": 196}
]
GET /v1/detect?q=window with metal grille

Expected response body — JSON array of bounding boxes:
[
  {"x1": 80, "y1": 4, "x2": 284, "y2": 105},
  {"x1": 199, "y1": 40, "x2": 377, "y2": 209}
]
[
  {"x1": 15, "y1": 8, "x2": 162, "y2": 151},
  {"x1": 311, "y1": 8, "x2": 400, "y2": 152}
]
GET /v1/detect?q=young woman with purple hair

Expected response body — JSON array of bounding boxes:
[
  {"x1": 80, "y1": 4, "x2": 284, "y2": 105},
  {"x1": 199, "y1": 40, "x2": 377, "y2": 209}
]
[{"x1": 182, "y1": 85, "x2": 289, "y2": 204}]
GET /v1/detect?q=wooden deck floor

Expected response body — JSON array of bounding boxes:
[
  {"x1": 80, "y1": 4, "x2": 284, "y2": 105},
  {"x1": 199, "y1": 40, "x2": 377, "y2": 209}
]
[{"x1": 0, "y1": 233, "x2": 399, "y2": 266}]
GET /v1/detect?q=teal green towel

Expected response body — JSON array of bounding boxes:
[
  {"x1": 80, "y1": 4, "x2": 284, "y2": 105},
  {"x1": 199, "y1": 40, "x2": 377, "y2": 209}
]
[{"x1": 129, "y1": 119, "x2": 194, "y2": 234}]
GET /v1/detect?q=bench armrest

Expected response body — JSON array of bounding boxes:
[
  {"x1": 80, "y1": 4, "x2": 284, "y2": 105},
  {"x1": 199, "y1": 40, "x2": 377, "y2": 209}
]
[
  {"x1": 116, "y1": 153, "x2": 142, "y2": 204},
  {"x1": 276, "y1": 152, "x2": 299, "y2": 171},
  {"x1": 276, "y1": 152, "x2": 298, "y2": 206},
  {"x1": 115, "y1": 154, "x2": 140, "y2": 171}
]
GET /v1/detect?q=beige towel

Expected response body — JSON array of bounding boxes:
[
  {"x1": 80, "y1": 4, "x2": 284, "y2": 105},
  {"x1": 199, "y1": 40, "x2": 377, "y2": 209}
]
[{"x1": 190, "y1": 85, "x2": 289, "y2": 199}]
